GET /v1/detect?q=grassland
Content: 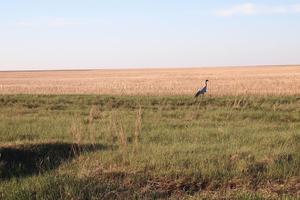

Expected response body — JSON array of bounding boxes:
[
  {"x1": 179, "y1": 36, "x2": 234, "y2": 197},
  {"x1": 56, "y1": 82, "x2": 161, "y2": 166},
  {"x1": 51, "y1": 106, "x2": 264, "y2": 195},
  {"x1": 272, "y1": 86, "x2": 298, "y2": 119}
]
[
  {"x1": 1, "y1": 66, "x2": 300, "y2": 95},
  {"x1": 0, "y1": 95, "x2": 299, "y2": 199}
]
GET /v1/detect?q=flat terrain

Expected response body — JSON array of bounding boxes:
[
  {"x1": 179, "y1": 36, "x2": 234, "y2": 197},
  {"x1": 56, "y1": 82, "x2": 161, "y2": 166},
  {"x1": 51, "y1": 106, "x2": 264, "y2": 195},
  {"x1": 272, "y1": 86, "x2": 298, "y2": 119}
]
[
  {"x1": 0, "y1": 66, "x2": 300, "y2": 199},
  {"x1": 1, "y1": 66, "x2": 300, "y2": 95},
  {"x1": 0, "y1": 95, "x2": 300, "y2": 199}
]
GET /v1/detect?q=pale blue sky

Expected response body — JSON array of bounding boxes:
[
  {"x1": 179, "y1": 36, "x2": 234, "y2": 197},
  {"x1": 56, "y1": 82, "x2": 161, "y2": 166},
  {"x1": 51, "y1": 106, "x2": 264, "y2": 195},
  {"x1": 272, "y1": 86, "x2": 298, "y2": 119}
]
[{"x1": 1, "y1": 0, "x2": 300, "y2": 70}]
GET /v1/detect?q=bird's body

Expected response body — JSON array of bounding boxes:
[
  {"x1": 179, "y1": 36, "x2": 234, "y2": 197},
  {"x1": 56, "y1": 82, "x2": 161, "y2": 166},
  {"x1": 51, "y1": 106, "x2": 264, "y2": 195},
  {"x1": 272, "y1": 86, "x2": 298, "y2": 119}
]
[{"x1": 195, "y1": 80, "x2": 209, "y2": 97}]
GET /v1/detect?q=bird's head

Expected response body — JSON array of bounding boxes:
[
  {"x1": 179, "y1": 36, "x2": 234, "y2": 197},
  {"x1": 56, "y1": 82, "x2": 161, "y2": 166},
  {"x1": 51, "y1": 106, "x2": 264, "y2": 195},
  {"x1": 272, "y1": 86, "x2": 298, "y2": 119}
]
[{"x1": 205, "y1": 80, "x2": 209, "y2": 82}]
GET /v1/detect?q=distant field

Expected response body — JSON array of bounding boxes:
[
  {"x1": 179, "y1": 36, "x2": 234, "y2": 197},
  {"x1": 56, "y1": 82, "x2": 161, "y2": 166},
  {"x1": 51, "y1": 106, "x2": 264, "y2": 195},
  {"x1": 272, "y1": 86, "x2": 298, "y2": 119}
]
[{"x1": 1, "y1": 66, "x2": 300, "y2": 95}]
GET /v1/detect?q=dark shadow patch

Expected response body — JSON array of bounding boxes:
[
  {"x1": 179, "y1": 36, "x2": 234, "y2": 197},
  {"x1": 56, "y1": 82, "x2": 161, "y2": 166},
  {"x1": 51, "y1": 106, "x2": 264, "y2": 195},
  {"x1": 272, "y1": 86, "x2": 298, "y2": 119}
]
[
  {"x1": 23, "y1": 103, "x2": 40, "y2": 109},
  {"x1": 0, "y1": 142, "x2": 108, "y2": 179},
  {"x1": 275, "y1": 153, "x2": 294, "y2": 165},
  {"x1": 49, "y1": 104, "x2": 67, "y2": 110}
]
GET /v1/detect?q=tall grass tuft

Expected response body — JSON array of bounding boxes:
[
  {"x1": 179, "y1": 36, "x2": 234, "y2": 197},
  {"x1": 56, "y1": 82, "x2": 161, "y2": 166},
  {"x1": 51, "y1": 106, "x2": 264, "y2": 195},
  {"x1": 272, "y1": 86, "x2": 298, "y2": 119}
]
[
  {"x1": 70, "y1": 117, "x2": 84, "y2": 144},
  {"x1": 69, "y1": 115, "x2": 84, "y2": 155},
  {"x1": 88, "y1": 105, "x2": 102, "y2": 124},
  {"x1": 118, "y1": 122, "x2": 127, "y2": 148},
  {"x1": 109, "y1": 111, "x2": 118, "y2": 144},
  {"x1": 88, "y1": 105, "x2": 102, "y2": 146},
  {"x1": 109, "y1": 110, "x2": 127, "y2": 148}
]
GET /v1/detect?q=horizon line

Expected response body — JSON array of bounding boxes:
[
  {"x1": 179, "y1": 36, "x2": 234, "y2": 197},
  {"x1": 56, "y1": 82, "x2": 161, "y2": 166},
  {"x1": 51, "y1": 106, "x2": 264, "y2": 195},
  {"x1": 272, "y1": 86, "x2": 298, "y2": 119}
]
[{"x1": 0, "y1": 64, "x2": 299, "y2": 73}]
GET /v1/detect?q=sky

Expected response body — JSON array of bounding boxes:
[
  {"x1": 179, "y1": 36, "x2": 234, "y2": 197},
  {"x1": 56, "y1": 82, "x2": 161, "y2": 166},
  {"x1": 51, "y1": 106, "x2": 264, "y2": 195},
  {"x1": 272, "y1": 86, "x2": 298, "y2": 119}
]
[{"x1": 0, "y1": 0, "x2": 300, "y2": 70}]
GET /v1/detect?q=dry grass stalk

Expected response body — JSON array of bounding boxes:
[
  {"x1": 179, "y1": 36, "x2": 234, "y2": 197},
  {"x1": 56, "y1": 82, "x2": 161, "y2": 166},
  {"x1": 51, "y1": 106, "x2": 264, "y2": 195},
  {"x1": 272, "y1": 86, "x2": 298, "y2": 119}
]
[
  {"x1": 70, "y1": 119, "x2": 84, "y2": 144},
  {"x1": 134, "y1": 104, "x2": 142, "y2": 144},
  {"x1": 232, "y1": 97, "x2": 244, "y2": 109},
  {"x1": 109, "y1": 111, "x2": 127, "y2": 148},
  {"x1": 88, "y1": 105, "x2": 102, "y2": 146},
  {"x1": 87, "y1": 123, "x2": 96, "y2": 147},
  {"x1": 109, "y1": 111, "x2": 118, "y2": 143},
  {"x1": 69, "y1": 116, "x2": 84, "y2": 155},
  {"x1": 88, "y1": 105, "x2": 101, "y2": 124},
  {"x1": 118, "y1": 123, "x2": 127, "y2": 148}
]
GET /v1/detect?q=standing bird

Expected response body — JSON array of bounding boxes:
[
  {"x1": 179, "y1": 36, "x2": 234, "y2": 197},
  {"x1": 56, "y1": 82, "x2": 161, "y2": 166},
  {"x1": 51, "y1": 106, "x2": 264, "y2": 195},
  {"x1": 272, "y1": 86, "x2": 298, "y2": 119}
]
[{"x1": 195, "y1": 80, "x2": 209, "y2": 97}]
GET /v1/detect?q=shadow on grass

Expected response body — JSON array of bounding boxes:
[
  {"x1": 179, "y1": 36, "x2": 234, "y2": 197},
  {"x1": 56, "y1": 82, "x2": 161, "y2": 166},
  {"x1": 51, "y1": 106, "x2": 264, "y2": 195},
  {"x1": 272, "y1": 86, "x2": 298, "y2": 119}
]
[{"x1": 0, "y1": 142, "x2": 108, "y2": 179}]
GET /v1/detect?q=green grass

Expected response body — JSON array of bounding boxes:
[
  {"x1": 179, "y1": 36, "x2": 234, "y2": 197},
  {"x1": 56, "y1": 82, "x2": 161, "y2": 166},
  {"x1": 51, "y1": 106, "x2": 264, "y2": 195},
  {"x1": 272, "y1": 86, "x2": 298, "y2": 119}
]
[{"x1": 0, "y1": 95, "x2": 299, "y2": 199}]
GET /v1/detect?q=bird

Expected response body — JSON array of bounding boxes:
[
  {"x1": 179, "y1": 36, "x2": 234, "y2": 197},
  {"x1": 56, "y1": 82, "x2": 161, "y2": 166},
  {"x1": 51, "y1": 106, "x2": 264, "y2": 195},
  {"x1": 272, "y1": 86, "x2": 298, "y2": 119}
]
[{"x1": 195, "y1": 80, "x2": 209, "y2": 97}]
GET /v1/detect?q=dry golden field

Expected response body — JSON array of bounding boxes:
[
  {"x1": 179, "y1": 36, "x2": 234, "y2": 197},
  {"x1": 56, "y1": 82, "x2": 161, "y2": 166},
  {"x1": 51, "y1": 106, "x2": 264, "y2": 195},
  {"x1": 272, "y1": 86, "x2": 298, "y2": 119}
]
[{"x1": 0, "y1": 65, "x2": 300, "y2": 95}]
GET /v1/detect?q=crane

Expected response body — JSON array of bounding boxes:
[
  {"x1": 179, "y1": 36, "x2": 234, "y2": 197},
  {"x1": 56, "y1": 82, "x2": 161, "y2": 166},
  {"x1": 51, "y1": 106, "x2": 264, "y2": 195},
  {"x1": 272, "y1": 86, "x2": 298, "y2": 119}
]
[{"x1": 195, "y1": 80, "x2": 209, "y2": 97}]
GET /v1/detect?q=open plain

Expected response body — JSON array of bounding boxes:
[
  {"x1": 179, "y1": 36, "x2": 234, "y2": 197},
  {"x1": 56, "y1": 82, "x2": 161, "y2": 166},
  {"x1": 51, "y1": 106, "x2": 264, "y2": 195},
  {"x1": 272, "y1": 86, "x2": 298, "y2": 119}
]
[
  {"x1": 1, "y1": 65, "x2": 300, "y2": 96},
  {"x1": 0, "y1": 66, "x2": 300, "y2": 199}
]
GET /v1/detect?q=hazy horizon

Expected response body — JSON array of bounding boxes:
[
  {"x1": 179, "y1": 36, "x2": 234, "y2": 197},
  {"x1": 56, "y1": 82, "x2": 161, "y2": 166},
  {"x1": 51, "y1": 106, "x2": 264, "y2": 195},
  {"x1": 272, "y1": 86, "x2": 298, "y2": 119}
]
[
  {"x1": 1, "y1": 64, "x2": 300, "y2": 73},
  {"x1": 1, "y1": 0, "x2": 300, "y2": 71}
]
